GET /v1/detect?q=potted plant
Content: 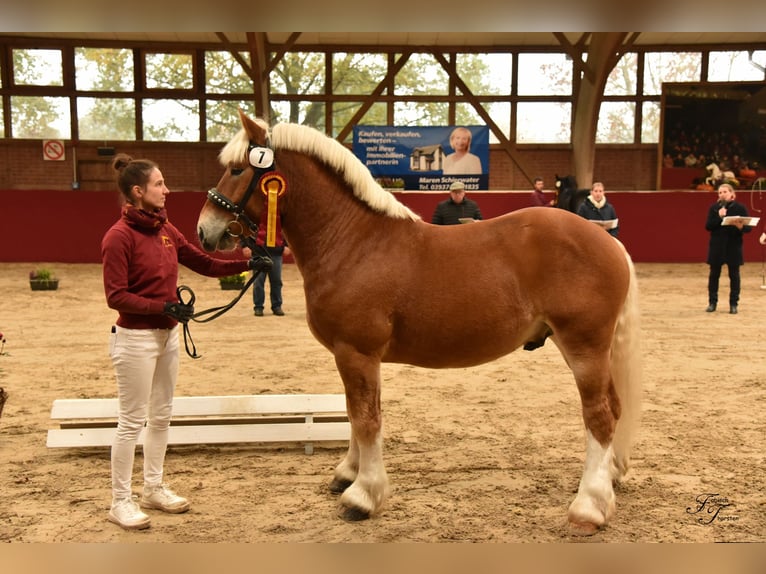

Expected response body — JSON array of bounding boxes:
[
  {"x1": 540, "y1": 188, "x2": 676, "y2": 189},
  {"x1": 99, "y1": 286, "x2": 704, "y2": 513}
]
[
  {"x1": 218, "y1": 272, "x2": 247, "y2": 290},
  {"x1": 29, "y1": 268, "x2": 59, "y2": 291}
]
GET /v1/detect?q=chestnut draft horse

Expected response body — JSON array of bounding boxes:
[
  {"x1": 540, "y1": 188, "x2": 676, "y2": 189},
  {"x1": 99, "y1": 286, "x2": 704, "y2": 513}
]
[{"x1": 197, "y1": 110, "x2": 642, "y2": 535}]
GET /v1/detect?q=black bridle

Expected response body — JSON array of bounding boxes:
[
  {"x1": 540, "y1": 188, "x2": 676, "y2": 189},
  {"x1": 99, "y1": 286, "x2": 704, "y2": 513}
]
[
  {"x1": 207, "y1": 142, "x2": 276, "y2": 241},
  {"x1": 178, "y1": 141, "x2": 277, "y2": 359}
]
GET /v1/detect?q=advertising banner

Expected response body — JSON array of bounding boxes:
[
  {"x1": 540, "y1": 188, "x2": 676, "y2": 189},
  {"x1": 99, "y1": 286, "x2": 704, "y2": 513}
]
[{"x1": 353, "y1": 125, "x2": 489, "y2": 191}]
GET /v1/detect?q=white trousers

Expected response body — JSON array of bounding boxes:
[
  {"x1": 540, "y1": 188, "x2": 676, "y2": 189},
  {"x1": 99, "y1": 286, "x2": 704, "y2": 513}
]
[{"x1": 109, "y1": 325, "x2": 179, "y2": 500}]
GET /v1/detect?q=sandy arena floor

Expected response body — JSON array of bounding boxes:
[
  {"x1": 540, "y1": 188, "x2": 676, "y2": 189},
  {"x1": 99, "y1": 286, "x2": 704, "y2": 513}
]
[{"x1": 0, "y1": 261, "x2": 764, "y2": 542}]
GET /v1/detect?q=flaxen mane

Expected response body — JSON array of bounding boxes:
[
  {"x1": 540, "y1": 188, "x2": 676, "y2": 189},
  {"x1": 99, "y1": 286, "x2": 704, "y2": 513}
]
[{"x1": 218, "y1": 121, "x2": 420, "y2": 222}]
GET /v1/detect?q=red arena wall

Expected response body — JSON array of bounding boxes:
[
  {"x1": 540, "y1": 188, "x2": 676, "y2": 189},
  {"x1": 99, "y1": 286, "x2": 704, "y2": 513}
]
[{"x1": 1, "y1": 189, "x2": 764, "y2": 264}]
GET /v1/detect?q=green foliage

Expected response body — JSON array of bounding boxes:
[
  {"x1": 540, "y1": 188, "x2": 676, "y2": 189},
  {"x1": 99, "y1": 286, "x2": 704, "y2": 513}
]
[
  {"x1": 219, "y1": 272, "x2": 247, "y2": 284},
  {"x1": 30, "y1": 267, "x2": 54, "y2": 280}
]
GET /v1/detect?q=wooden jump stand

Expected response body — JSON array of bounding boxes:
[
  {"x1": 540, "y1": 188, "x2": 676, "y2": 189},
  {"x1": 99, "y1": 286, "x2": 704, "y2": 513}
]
[{"x1": 47, "y1": 394, "x2": 350, "y2": 455}]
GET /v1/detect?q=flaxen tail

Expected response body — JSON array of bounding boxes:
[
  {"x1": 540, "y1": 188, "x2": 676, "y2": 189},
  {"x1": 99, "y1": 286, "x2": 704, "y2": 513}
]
[{"x1": 609, "y1": 241, "x2": 642, "y2": 480}]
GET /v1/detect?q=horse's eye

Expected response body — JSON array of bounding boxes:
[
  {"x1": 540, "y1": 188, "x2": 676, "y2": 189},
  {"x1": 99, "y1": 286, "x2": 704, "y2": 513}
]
[{"x1": 231, "y1": 168, "x2": 244, "y2": 176}]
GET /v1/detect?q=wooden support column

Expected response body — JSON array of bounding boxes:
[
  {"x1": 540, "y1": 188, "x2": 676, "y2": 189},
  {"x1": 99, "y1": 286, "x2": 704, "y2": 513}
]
[
  {"x1": 567, "y1": 33, "x2": 630, "y2": 189},
  {"x1": 246, "y1": 32, "x2": 271, "y2": 120}
]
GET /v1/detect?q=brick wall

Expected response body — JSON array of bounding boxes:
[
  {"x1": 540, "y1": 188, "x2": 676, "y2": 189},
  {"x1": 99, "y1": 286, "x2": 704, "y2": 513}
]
[{"x1": 1, "y1": 140, "x2": 658, "y2": 193}]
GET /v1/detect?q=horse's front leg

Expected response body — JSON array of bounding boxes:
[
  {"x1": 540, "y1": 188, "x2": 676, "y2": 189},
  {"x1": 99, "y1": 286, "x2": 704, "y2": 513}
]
[
  {"x1": 330, "y1": 344, "x2": 389, "y2": 521},
  {"x1": 329, "y1": 431, "x2": 359, "y2": 494}
]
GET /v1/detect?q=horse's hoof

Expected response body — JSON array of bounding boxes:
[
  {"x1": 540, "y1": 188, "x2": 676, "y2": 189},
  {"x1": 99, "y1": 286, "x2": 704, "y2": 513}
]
[
  {"x1": 567, "y1": 519, "x2": 601, "y2": 536},
  {"x1": 329, "y1": 477, "x2": 353, "y2": 494},
  {"x1": 339, "y1": 505, "x2": 370, "y2": 522}
]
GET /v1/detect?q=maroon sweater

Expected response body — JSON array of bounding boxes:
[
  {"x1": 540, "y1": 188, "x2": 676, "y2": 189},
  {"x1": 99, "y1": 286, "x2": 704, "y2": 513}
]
[{"x1": 101, "y1": 207, "x2": 249, "y2": 329}]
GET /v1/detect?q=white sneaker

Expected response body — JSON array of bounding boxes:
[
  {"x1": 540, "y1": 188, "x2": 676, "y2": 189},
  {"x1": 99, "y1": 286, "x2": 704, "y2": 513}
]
[
  {"x1": 140, "y1": 483, "x2": 190, "y2": 514},
  {"x1": 109, "y1": 496, "x2": 151, "y2": 530}
]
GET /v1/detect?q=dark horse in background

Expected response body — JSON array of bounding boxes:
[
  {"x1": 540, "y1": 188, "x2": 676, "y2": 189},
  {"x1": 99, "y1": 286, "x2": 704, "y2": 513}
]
[
  {"x1": 554, "y1": 174, "x2": 590, "y2": 213},
  {"x1": 197, "y1": 110, "x2": 642, "y2": 536}
]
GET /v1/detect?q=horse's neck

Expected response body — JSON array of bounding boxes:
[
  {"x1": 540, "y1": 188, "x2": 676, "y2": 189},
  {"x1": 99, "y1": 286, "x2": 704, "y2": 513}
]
[{"x1": 280, "y1": 161, "x2": 381, "y2": 271}]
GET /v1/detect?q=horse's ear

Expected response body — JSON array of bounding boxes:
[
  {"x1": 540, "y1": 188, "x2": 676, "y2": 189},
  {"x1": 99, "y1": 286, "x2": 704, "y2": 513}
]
[
  {"x1": 237, "y1": 107, "x2": 249, "y2": 127},
  {"x1": 237, "y1": 108, "x2": 269, "y2": 146}
]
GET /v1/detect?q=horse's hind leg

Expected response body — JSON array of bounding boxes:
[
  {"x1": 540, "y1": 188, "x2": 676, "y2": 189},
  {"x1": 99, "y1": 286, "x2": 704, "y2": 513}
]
[
  {"x1": 330, "y1": 344, "x2": 390, "y2": 521},
  {"x1": 562, "y1": 350, "x2": 621, "y2": 536}
]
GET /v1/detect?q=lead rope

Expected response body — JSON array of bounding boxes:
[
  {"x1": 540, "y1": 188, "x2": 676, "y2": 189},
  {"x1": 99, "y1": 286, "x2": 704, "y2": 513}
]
[
  {"x1": 175, "y1": 239, "x2": 273, "y2": 359},
  {"x1": 176, "y1": 272, "x2": 261, "y2": 359}
]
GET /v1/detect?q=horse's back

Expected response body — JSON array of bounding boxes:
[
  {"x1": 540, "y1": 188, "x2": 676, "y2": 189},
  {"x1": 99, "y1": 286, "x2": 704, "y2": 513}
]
[{"x1": 420, "y1": 207, "x2": 629, "y2": 281}]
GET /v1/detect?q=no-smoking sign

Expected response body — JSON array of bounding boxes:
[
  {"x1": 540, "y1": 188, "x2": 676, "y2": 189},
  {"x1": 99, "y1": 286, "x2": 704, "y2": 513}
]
[{"x1": 43, "y1": 140, "x2": 66, "y2": 162}]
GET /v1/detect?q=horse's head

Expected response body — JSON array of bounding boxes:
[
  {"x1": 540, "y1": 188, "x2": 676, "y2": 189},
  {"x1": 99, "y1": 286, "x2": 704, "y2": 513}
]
[
  {"x1": 555, "y1": 174, "x2": 577, "y2": 192},
  {"x1": 197, "y1": 108, "x2": 273, "y2": 252}
]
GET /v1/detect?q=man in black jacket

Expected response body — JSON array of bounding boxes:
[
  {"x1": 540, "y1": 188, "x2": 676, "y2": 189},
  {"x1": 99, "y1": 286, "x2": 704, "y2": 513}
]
[{"x1": 431, "y1": 181, "x2": 483, "y2": 225}]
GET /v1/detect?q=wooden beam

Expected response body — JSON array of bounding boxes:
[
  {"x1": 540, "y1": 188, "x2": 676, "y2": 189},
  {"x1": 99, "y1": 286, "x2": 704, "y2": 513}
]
[
  {"x1": 263, "y1": 32, "x2": 302, "y2": 78},
  {"x1": 216, "y1": 32, "x2": 253, "y2": 78},
  {"x1": 553, "y1": 32, "x2": 595, "y2": 84}
]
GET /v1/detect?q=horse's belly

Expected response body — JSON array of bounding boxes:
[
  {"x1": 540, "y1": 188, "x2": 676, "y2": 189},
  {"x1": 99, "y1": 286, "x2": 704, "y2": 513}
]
[{"x1": 384, "y1": 326, "x2": 531, "y2": 369}]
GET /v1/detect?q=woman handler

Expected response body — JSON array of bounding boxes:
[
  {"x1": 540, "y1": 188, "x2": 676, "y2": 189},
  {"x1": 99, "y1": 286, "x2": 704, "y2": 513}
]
[{"x1": 101, "y1": 153, "x2": 264, "y2": 530}]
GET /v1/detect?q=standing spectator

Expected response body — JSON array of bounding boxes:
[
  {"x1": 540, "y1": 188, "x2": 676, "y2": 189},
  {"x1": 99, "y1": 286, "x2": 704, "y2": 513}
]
[
  {"x1": 252, "y1": 239, "x2": 289, "y2": 317},
  {"x1": 530, "y1": 177, "x2": 554, "y2": 207},
  {"x1": 705, "y1": 183, "x2": 751, "y2": 314},
  {"x1": 576, "y1": 181, "x2": 619, "y2": 237},
  {"x1": 431, "y1": 181, "x2": 483, "y2": 225}
]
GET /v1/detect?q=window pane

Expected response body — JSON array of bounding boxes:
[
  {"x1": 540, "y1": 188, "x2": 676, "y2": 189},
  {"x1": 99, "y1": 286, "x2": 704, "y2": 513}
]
[
  {"x1": 0, "y1": 99, "x2": 4, "y2": 137},
  {"x1": 75, "y1": 48, "x2": 133, "y2": 91},
  {"x1": 708, "y1": 50, "x2": 766, "y2": 81},
  {"x1": 271, "y1": 101, "x2": 325, "y2": 129},
  {"x1": 77, "y1": 97, "x2": 135, "y2": 140},
  {"x1": 596, "y1": 101, "x2": 635, "y2": 143},
  {"x1": 142, "y1": 99, "x2": 199, "y2": 141},
  {"x1": 332, "y1": 53, "x2": 387, "y2": 95},
  {"x1": 456, "y1": 101, "x2": 510, "y2": 144},
  {"x1": 517, "y1": 53, "x2": 571, "y2": 96},
  {"x1": 331, "y1": 102, "x2": 388, "y2": 143},
  {"x1": 457, "y1": 53, "x2": 512, "y2": 95},
  {"x1": 11, "y1": 96, "x2": 70, "y2": 138},
  {"x1": 395, "y1": 53, "x2": 449, "y2": 96},
  {"x1": 12, "y1": 49, "x2": 63, "y2": 86},
  {"x1": 206, "y1": 100, "x2": 257, "y2": 142},
  {"x1": 641, "y1": 101, "x2": 660, "y2": 144},
  {"x1": 205, "y1": 51, "x2": 253, "y2": 94},
  {"x1": 643, "y1": 52, "x2": 701, "y2": 95},
  {"x1": 486, "y1": 102, "x2": 510, "y2": 144},
  {"x1": 145, "y1": 53, "x2": 193, "y2": 90},
  {"x1": 455, "y1": 101, "x2": 485, "y2": 127},
  {"x1": 270, "y1": 52, "x2": 325, "y2": 95},
  {"x1": 516, "y1": 102, "x2": 571, "y2": 143},
  {"x1": 394, "y1": 101, "x2": 448, "y2": 125},
  {"x1": 604, "y1": 53, "x2": 637, "y2": 96}
]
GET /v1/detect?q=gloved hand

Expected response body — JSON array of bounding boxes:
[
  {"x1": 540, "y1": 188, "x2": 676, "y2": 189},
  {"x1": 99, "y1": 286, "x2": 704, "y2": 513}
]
[
  {"x1": 163, "y1": 301, "x2": 195, "y2": 323},
  {"x1": 248, "y1": 255, "x2": 273, "y2": 273}
]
